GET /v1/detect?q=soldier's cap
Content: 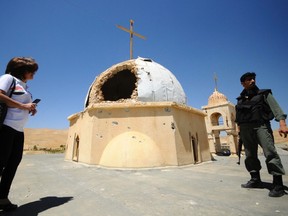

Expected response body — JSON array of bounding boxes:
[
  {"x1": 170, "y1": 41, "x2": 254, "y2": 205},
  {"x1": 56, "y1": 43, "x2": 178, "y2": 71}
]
[{"x1": 240, "y1": 72, "x2": 256, "y2": 82}]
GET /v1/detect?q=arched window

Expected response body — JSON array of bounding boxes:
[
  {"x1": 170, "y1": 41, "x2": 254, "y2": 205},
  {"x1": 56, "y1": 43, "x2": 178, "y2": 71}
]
[{"x1": 210, "y1": 112, "x2": 224, "y2": 126}]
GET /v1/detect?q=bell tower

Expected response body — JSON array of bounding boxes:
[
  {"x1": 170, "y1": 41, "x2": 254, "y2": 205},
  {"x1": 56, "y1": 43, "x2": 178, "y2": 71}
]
[{"x1": 201, "y1": 75, "x2": 238, "y2": 154}]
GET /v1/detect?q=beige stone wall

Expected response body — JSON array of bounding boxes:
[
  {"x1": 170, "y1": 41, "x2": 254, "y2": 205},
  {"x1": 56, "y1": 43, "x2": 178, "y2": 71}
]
[
  {"x1": 202, "y1": 102, "x2": 238, "y2": 153},
  {"x1": 65, "y1": 102, "x2": 211, "y2": 168}
]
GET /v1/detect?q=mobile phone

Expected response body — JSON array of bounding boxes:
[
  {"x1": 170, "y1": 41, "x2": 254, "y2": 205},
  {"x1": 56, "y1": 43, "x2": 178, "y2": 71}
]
[{"x1": 32, "y1": 99, "x2": 41, "y2": 104}]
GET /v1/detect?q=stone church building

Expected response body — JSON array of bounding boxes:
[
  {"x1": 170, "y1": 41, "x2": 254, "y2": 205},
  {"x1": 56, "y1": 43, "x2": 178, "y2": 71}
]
[{"x1": 65, "y1": 57, "x2": 237, "y2": 168}]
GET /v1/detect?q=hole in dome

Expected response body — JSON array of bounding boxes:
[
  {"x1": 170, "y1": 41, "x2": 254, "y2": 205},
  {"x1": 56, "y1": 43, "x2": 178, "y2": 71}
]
[
  {"x1": 143, "y1": 58, "x2": 152, "y2": 62},
  {"x1": 101, "y1": 69, "x2": 137, "y2": 101}
]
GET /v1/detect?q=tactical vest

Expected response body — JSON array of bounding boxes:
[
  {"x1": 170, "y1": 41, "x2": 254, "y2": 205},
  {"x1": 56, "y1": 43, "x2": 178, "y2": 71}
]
[{"x1": 235, "y1": 89, "x2": 274, "y2": 124}]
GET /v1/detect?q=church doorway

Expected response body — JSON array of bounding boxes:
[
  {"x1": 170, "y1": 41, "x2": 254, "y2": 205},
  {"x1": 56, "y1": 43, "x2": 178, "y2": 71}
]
[
  {"x1": 72, "y1": 135, "x2": 80, "y2": 162},
  {"x1": 191, "y1": 135, "x2": 199, "y2": 164}
]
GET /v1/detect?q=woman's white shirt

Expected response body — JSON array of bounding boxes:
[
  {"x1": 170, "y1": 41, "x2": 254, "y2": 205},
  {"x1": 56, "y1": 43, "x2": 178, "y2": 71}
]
[{"x1": 0, "y1": 74, "x2": 32, "y2": 132}]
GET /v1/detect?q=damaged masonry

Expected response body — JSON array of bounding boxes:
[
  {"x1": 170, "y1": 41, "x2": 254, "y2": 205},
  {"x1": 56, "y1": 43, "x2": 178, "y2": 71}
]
[
  {"x1": 65, "y1": 57, "x2": 212, "y2": 168},
  {"x1": 86, "y1": 59, "x2": 138, "y2": 104}
]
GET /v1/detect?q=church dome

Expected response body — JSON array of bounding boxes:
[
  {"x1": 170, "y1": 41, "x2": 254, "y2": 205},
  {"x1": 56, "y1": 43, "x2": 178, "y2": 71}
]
[
  {"x1": 85, "y1": 57, "x2": 186, "y2": 106},
  {"x1": 208, "y1": 89, "x2": 228, "y2": 106}
]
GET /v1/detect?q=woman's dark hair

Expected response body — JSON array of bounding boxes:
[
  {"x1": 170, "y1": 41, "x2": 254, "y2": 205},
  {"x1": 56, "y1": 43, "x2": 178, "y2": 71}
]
[{"x1": 5, "y1": 57, "x2": 38, "y2": 80}]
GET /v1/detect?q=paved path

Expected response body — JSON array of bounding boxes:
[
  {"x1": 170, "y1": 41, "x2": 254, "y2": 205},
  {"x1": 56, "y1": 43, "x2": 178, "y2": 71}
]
[{"x1": 1, "y1": 148, "x2": 288, "y2": 216}]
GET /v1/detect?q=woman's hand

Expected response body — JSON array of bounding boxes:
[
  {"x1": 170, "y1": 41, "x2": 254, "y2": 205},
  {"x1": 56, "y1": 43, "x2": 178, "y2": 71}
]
[
  {"x1": 30, "y1": 108, "x2": 37, "y2": 116},
  {"x1": 22, "y1": 102, "x2": 37, "y2": 115}
]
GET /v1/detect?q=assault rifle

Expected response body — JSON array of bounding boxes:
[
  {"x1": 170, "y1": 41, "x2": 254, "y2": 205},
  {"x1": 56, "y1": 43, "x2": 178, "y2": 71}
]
[{"x1": 237, "y1": 138, "x2": 243, "y2": 165}]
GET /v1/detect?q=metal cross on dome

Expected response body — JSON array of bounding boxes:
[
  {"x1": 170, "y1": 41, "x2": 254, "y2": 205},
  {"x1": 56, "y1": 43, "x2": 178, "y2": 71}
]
[{"x1": 116, "y1": 19, "x2": 146, "y2": 59}]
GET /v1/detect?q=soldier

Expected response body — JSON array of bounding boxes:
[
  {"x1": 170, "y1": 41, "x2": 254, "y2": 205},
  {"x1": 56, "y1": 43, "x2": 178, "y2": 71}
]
[{"x1": 235, "y1": 72, "x2": 288, "y2": 197}]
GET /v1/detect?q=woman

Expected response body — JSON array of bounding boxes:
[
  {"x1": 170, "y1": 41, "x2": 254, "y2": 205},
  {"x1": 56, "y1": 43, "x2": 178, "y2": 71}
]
[{"x1": 0, "y1": 57, "x2": 39, "y2": 211}]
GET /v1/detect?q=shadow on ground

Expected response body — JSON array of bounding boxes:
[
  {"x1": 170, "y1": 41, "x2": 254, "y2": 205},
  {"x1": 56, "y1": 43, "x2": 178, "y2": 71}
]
[
  {"x1": 246, "y1": 181, "x2": 288, "y2": 195},
  {"x1": 0, "y1": 196, "x2": 73, "y2": 216}
]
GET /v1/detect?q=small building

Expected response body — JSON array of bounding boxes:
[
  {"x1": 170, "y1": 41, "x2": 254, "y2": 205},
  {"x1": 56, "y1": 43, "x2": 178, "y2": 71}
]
[
  {"x1": 65, "y1": 57, "x2": 212, "y2": 168},
  {"x1": 202, "y1": 89, "x2": 238, "y2": 154}
]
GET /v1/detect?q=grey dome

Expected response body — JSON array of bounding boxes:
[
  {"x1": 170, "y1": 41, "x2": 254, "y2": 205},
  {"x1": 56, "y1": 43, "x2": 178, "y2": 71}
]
[{"x1": 85, "y1": 57, "x2": 187, "y2": 106}]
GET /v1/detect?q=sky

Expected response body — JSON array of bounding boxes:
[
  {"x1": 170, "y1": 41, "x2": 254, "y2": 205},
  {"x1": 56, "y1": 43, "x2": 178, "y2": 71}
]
[{"x1": 0, "y1": 0, "x2": 287, "y2": 130}]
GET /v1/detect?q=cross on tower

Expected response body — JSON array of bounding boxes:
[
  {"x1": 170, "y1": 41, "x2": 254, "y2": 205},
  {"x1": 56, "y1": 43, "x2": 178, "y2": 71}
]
[
  {"x1": 214, "y1": 73, "x2": 218, "y2": 91},
  {"x1": 116, "y1": 19, "x2": 146, "y2": 59}
]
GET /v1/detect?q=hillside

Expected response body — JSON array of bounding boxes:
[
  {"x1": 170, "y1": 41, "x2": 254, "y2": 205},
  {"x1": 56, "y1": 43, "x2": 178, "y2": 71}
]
[{"x1": 24, "y1": 128, "x2": 68, "y2": 152}]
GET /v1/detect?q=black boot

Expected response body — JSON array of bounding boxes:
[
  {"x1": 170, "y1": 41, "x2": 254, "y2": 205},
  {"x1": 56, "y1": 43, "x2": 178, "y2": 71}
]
[
  {"x1": 241, "y1": 171, "x2": 263, "y2": 188},
  {"x1": 0, "y1": 199, "x2": 18, "y2": 211},
  {"x1": 269, "y1": 175, "x2": 285, "y2": 197}
]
